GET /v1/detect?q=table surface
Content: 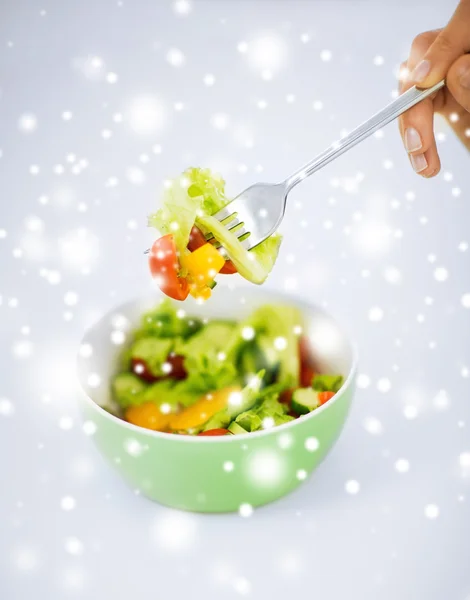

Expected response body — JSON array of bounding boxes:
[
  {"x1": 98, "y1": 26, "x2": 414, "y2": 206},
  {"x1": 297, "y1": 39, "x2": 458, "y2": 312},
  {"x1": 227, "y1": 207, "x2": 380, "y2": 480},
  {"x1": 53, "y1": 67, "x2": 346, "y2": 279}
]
[{"x1": 1, "y1": 1, "x2": 469, "y2": 599}]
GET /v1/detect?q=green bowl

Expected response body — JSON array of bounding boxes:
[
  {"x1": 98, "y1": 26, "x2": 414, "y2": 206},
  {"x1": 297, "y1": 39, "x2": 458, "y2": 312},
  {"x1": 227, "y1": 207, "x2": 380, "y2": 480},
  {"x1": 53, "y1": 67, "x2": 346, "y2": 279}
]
[{"x1": 77, "y1": 288, "x2": 357, "y2": 513}]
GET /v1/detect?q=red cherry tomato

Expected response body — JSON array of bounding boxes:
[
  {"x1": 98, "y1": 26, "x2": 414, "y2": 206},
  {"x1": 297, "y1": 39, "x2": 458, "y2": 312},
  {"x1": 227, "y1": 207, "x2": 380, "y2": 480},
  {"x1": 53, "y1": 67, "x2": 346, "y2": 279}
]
[
  {"x1": 198, "y1": 428, "x2": 232, "y2": 436},
  {"x1": 187, "y1": 226, "x2": 237, "y2": 275},
  {"x1": 187, "y1": 226, "x2": 207, "y2": 252},
  {"x1": 299, "y1": 337, "x2": 316, "y2": 387},
  {"x1": 318, "y1": 391, "x2": 335, "y2": 405},
  {"x1": 149, "y1": 234, "x2": 190, "y2": 301},
  {"x1": 279, "y1": 388, "x2": 294, "y2": 407},
  {"x1": 166, "y1": 354, "x2": 187, "y2": 379},
  {"x1": 131, "y1": 358, "x2": 159, "y2": 382},
  {"x1": 132, "y1": 354, "x2": 187, "y2": 383},
  {"x1": 219, "y1": 260, "x2": 237, "y2": 274}
]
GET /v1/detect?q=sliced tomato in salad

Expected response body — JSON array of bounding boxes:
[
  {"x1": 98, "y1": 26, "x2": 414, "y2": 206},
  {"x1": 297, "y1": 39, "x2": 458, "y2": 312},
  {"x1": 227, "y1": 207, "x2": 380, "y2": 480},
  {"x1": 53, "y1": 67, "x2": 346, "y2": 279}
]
[
  {"x1": 318, "y1": 391, "x2": 335, "y2": 405},
  {"x1": 198, "y1": 428, "x2": 232, "y2": 436},
  {"x1": 132, "y1": 354, "x2": 187, "y2": 383},
  {"x1": 299, "y1": 336, "x2": 316, "y2": 387},
  {"x1": 148, "y1": 234, "x2": 190, "y2": 301}
]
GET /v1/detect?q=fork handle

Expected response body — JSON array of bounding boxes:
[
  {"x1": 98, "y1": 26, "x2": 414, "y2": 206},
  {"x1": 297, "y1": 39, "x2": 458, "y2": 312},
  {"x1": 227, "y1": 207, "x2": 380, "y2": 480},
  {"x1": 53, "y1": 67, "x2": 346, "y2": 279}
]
[{"x1": 284, "y1": 80, "x2": 445, "y2": 192}]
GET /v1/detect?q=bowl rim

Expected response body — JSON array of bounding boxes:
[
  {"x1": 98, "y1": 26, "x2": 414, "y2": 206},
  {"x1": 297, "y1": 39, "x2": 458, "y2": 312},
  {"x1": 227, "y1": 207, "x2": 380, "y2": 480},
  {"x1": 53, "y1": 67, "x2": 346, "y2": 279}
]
[{"x1": 77, "y1": 289, "x2": 358, "y2": 443}]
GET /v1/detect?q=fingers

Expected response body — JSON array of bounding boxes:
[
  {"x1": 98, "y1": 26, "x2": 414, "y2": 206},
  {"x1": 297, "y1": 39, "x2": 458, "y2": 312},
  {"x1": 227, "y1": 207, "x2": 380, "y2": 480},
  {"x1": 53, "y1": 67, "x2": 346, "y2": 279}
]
[
  {"x1": 447, "y1": 54, "x2": 470, "y2": 112},
  {"x1": 409, "y1": 0, "x2": 470, "y2": 86},
  {"x1": 398, "y1": 30, "x2": 441, "y2": 177},
  {"x1": 399, "y1": 99, "x2": 441, "y2": 176},
  {"x1": 443, "y1": 54, "x2": 470, "y2": 150}
]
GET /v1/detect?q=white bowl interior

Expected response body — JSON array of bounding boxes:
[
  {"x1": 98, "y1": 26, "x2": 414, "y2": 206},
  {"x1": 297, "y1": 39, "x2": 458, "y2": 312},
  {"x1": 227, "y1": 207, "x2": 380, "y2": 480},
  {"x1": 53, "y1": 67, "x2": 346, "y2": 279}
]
[{"x1": 77, "y1": 288, "x2": 355, "y2": 410}]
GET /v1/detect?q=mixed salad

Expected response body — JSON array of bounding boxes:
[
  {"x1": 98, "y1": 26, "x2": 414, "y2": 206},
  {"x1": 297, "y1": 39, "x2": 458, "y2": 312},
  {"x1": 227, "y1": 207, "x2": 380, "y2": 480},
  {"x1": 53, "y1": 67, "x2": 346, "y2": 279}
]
[
  {"x1": 111, "y1": 300, "x2": 344, "y2": 436},
  {"x1": 147, "y1": 168, "x2": 282, "y2": 301}
]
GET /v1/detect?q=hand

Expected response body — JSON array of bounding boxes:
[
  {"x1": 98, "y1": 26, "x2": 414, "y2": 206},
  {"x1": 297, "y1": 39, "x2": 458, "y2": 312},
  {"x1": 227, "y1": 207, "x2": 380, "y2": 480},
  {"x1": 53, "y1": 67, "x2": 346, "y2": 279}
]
[{"x1": 398, "y1": 0, "x2": 470, "y2": 177}]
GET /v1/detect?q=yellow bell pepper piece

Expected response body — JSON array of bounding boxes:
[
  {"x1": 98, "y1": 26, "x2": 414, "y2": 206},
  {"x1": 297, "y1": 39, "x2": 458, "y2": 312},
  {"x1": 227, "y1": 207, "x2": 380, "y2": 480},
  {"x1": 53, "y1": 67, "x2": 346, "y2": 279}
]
[
  {"x1": 125, "y1": 402, "x2": 173, "y2": 432},
  {"x1": 189, "y1": 285, "x2": 212, "y2": 301},
  {"x1": 169, "y1": 386, "x2": 241, "y2": 431},
  {"x1": 181, "y1": 243, "x2": 225, "y2": 287}
]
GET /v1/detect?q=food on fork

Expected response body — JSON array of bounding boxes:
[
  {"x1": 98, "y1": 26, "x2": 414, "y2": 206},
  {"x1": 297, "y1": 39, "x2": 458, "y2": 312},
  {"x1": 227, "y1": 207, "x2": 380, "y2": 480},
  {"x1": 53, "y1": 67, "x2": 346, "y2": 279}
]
[{"x1": 147, "y1": 168, "x2": 282, "y2": 301}]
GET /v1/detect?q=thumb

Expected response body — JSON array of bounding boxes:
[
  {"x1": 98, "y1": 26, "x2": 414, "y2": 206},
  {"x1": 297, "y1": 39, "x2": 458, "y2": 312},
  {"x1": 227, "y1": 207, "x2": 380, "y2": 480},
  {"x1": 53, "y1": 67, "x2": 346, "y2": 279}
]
[
  {"x1": 409, "y1": 0, "x2": 470, "y2": 86},
  {"x1": 447, "y1": 54, "x2": 470, "y2": 113}
]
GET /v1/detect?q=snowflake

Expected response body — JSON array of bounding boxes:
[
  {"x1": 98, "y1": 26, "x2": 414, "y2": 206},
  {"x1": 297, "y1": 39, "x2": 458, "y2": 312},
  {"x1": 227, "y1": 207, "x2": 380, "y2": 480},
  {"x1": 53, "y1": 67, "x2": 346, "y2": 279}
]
[
  {"x1": 12, "y1": 340, "x2": 33, "y2": 359},
  {"x1": 433, "y1": 389, "x2": 450, "y2": 411},
  {"x1": 58, "y1": 416, "x2": 74, "y2": 430},
  {"x1": 305, "y1": 436, "x2": 319, "y2": 452},
  {"x1": 296, "y1": 469, "x2": 307, "y2": 481},
  {"x1": 153, "y1": 510, "x2": 198, "y2": 551},
  {"x1": 461, "y1": 294, "x2": 470, "y2": 309},
  {"x1": 241, "y1": 326, "x2": 255, "y2": 341},
  {"x1": 127, "y1": 96, "x2": 165, "y2": 135},
  {"x1": 64, "y1": 291, "x2": 78, "y2": 306},
  {"x1": 383, "y1": 266, "x2": 402, "y2": 285},
  {"x1": 211, "y1": 112, "x2": 229, "y2": 130},
  {"x1": 377, "y1": 378, "x2": 391, "y2": 393},
  {"x1": 106, "y1": 72, "x2": 118, "y2": 84},
  {"x1": 320, "y1": 49, "x2": 332, "y2": 61},
  {"x1": 356, "y1": 374, "x2": 371, "y2": 389},
  {"x1": 198, "y1": 73, "x2": 215, "y2": 91},
  {"x1": 394, "y1": 459, "x2": 410, "y2": 473},
  {"x1": 363, "y1": 417, "x2": 383, "y2": 435},
  {"x1": 65, "y1": 537, "x2": 84, "y2": 555},
  {"x1": 246, "y1": 449, "x2": 286, "y2": 488},
  {"x1": 233, "y1": 576, "x2": 252, "y2": 596},
  {"x1": 223, "y1": 461, "x2": 234, "y2": 472},
  {"x1": 345, "y1": 479, "x2": 360, "y2": 494},
  {"x1": 0, "y1": 397, "x2": 14, "y2": 416},
  {"x1": 403, "y1": 405, "x2": 418, "y2": 420},
  {"x1": 18, "y1": 113, "x2": 38, "y2": 133},
  {"x1": 87, "y1": 373, "x2": 101, "y2": 388},
  {"x1": 79, "y1": 343, "x2": 93, "y2": 358},
  {"x1": 424, "y1": 504, "x2": 439, "y2": 519},
  {"x1": 434, "y1": 267, "x2": 448, "y2": 281},
  {"x1": 274, "y1": 336, "x2": 287, "y2": 350},
  {"x1": 166, "y1": 47, "x2": 185, "y2": 67},
  {"x1": 238, "y1": 503, "x2": 253, "y2": 517},
  {"x1": 460, "y1": 452, "x2": 470, "y2": 468},
  {"x1": 61, "y1": 496, "x2": 76, "y2": 511},
  {"x1": 248, "y1": 34, "x2": 287, "y2": 72},
  {"x1": 173, "y1": 0, "x2": 192, "y2": 15},
  {"x1": 124, "y1": 438, "x2": 145, "y2": 457},
  {"x1": 82, "y1": 420, "x2": 97, "y2": 436},
  {"x1": 368, "y1": 306, "x2": 384, "y2": 322}
]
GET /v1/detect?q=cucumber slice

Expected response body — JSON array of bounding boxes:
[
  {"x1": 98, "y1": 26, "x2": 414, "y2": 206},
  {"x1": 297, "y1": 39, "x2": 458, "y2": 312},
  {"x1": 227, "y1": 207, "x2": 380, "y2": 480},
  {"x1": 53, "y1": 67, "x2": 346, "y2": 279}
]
[
  {"x1": 291, "y1": 388, "x2": 320, "y2": 415},
  {"x1": 228, "y1": 421, "x2": 248, "y2": 435},
  {"x1": 112, "y1": 373, "x2": 147, "y2": 409}
]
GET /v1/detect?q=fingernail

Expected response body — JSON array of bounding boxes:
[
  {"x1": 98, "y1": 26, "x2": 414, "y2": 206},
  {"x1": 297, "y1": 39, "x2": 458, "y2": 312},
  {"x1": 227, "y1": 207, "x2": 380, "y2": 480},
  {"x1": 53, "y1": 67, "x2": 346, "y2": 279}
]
[
  {"x1": 404, "y1": 127, "x2": 422, "y2": 152},
  {"x1": 411, "y1": 59, "x2": 431, "y2": 83},
  {"x1": 459, "y1": 66, "x2": 470, "y2": 89},
  {"x1": 410, "y1": 153, "x2": 427, "y2": 173}
]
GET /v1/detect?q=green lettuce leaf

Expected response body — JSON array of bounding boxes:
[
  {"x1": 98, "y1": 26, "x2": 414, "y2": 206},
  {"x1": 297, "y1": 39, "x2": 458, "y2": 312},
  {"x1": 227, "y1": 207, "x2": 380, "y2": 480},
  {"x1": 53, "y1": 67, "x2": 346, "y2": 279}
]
[
  {"x1": 139, "y1": 379, "x2": 202, "y2": 408},
  {"x1": 312, "y1": 374, "x2": 344, "y2": 393},
  {"x1": 233, "y1": 390, "x2": 293, "y2": 432},
  {"x1": 112, "y1": 373, "x2": 148, "y2": 409},
  {"x1": 238, "y1": 304, "x2": 303, "y2": 388},
  {"x1": 130, "y1": 337, "x2": 174, "y2": 377},
  {"x1": 175, "y1": 321, "x2": 239, "y2": 392},
  {"x1": 148, "y1": 168, "x2": 227, "y2": 256},
  {"x1": 134, "y1": 299, "x2": 202, "y2": 339},
  {"x1": 202, "y1": 370, "x2": 264, "y2": 431}
]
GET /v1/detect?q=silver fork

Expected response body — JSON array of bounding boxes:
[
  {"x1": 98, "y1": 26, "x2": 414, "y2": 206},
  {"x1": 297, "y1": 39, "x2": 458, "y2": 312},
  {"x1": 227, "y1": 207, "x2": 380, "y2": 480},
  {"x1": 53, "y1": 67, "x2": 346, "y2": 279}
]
[{"x1": 206, "y1": 80, "x2": 445, "y2": 251}]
